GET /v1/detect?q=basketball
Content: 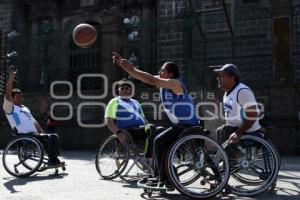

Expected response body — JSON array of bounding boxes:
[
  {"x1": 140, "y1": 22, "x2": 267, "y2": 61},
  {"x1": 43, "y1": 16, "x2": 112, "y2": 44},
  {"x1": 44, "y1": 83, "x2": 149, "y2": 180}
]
[{"x1": 72, "y1": 23, "x2": 97, "y2": 48}]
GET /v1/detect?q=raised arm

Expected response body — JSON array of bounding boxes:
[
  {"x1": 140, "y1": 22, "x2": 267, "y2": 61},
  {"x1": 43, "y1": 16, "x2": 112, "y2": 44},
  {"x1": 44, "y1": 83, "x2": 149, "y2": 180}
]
[
  {"x1": 112, "y1": 52, "x2": 182, "y2": 93},
  {"x1": 5, "y1": 65, "x2": 16, "y2": 101}
]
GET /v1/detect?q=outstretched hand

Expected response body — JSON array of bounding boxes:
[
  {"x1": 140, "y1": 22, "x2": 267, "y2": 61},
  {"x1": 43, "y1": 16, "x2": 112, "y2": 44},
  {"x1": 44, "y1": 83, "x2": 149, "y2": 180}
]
[
  {"x1": 112, "y1": 52, "x2": 122, "y2": 65},
  {"x1": 112, "y1": 52, "x2": 134, "y2": 69}
]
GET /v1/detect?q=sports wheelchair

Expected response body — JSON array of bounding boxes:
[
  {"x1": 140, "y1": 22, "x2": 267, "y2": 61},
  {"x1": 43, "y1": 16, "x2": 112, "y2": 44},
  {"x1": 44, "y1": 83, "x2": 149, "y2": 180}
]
[
  {"x1": 2, "y1": 132, "x2": 66, "y2": 178},
  {"x1": 137, "y1": 125, "x2": 231, "y2": 199},
  {"x1": 222, "y1": 132, "x2": 280, "y2": 196},
  {"x1": 95, "y1": 130, "x2": 154, "y2": 180}
]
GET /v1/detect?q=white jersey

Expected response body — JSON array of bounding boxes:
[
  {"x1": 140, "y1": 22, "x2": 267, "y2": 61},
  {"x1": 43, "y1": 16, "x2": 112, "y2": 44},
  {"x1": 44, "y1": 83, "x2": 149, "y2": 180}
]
[
  {"x1": 3, "y1": 96, "x2": 38, "y2": 134},
  {"x1": 223, "y1": 83, "x2": 261, "y2": 132}
]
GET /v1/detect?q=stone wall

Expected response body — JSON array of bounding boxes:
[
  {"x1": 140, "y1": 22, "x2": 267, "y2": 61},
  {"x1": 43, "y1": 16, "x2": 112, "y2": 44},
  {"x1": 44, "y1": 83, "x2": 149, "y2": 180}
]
[
  {"x1": 156, "y1": 0, "x2": 188, "y2": 72},
  {"x1": 0, "y1": 0, "x2": 299, "y2": 154},
  {"x1": 156, "y1": 0, "x2": 300, "y2": 155},
  {"x1": 0, "y1": 0, "x2": 13, "y2": 70},
  {"x1": 293, "y1": 0, "x2": 300, "y2": 81}
]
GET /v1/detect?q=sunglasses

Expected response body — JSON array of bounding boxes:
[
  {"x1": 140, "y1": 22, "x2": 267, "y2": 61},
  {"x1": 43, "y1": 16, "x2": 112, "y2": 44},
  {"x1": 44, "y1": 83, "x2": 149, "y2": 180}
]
[{"x1": 119, "y1": 85, "x2": 131, "y2": 90}]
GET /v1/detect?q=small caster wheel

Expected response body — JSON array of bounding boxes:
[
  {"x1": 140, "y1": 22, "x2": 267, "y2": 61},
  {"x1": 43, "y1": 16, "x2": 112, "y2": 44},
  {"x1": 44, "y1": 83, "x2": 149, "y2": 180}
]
[
  {"x1": 148, "y1": 192, "x2": 152, "y2": 197},
  {"x1": 54, "y1": 169, "x2": 59, "y2": 174},
  {"x1": 62, "y1": 166, "x2": 66, "y2": 171}
]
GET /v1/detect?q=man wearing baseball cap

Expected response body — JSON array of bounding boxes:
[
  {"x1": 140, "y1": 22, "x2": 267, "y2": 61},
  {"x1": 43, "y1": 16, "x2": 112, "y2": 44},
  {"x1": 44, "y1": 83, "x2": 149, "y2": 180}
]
[{"x1": 214, "y1": 64, "x2": 262, "y2": 167}]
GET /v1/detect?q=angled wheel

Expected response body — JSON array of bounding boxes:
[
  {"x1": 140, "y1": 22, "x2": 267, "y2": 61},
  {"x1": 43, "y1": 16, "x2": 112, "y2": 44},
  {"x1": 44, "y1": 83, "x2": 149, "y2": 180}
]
[
  {"x1": 2, "y1": 136, "x2": 44, "y2": 177},
  {"x1": 95, "y1": 135, "x2": 130, "y2": 179},
  {"x1": 167, "y1": 134, "x2": 230, "y2": 199},
  {"x1": 227, "y1": 135, "x2": 280, "y2": 196}
]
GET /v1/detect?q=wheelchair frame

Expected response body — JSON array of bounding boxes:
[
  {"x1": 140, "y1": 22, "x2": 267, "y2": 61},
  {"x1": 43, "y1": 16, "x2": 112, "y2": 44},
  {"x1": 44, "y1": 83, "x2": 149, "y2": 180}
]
[
  {"x1": 2, "y1": 134, "x2": 66, "y2": 178},
  {"x1": 225, "y1": 134, "x2": 280, "y2": 196},
  {"x1": 164, "y1": 128, "x2": 230, "y2": 199},
  {"x1": 135, "y1": 126, "x2": 231, "y2": 199},
  {"x1": 95, "y1": 134, "x2": 152, "y2": 180}
]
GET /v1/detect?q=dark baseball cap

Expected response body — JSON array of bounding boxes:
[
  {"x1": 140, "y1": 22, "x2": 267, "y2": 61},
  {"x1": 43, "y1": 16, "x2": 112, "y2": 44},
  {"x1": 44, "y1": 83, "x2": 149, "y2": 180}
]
[{"x1": 214, "y1": 64, "x2": 240, "y2": 78}]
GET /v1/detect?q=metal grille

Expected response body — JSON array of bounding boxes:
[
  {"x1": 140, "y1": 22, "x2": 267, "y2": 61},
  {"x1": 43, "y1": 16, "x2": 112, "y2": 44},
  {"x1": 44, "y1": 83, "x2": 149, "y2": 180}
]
[
  {"x1": 8, "y1": 23, "x2": 102, "y2": 92},
  {"x1": 188, "y1": 0, "x2": 273, "y2": 89},
  {"x1": 68, "y1": 24, "x2": 102, "y2": 90}
]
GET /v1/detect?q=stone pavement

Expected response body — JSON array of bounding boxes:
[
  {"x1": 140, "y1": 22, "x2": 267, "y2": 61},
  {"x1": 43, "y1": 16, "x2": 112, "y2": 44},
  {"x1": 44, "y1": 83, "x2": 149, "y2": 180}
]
[{"x1": 0, "y1": 151, "x2": 299, "y2": 200}]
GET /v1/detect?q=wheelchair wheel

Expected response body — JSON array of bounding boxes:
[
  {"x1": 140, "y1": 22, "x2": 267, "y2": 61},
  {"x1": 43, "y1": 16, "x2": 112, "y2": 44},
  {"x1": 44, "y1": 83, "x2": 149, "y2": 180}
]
[
  {"x1": 95, "y1": 135, "x2": 130, "y2": 179},
  {"x1": 227, "y1": 135, "x2": 280, "y2": 196},
  {"x1": 172, "y1": 142, "x2": 203, "y2": 186},
  {"x1": 167, "y1": 134, "x2": 230, "y2": 199},
  {"x1": 2, "y1": 136, "x2": 44, "y2": 178}
]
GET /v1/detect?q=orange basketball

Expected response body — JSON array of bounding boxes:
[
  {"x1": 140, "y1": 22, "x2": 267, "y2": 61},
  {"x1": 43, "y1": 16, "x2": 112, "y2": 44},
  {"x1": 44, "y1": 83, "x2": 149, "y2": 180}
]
[{"x1": 72, "y1": 23, "x2": 97, "y2": 48}]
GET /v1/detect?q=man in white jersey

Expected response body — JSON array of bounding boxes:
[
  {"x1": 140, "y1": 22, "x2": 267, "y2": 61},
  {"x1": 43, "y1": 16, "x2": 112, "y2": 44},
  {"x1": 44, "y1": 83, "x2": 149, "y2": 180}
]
[
  {"x1": 3, "y1": 65, "x2": 64, "y2": 166},
  {"x1": 214, "y1": 64, "x2": 261, "y2": 164}
]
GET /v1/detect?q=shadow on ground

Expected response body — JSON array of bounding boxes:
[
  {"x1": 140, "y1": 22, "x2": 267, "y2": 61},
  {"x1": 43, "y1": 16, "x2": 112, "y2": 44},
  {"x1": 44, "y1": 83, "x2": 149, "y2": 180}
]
[{"x1": 2, "y1": 173, "x2": 67, "y2": 193}]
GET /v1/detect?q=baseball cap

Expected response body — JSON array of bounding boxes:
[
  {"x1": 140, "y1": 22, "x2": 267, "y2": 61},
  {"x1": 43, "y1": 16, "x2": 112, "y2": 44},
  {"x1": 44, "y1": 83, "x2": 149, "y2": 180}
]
[
  {"x1": 118, "y1": 78, "x2": 133, "y2": 88},
  {"x1": 213, "y1": 64, "x2": 240, "y2": 78}
]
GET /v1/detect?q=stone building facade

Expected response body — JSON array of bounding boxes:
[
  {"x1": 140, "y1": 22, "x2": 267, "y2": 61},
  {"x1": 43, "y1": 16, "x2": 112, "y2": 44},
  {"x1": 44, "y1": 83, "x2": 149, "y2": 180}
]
[{"x1": 0, "y1": 0, "x2": 299, "y2": 154}]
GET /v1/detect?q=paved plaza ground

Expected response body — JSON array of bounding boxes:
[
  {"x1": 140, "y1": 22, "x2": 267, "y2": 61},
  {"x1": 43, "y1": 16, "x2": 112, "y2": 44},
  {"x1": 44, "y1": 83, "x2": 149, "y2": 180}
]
[{"x1": 0, "y1": 151, "x2": 299, "y2": 200}]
